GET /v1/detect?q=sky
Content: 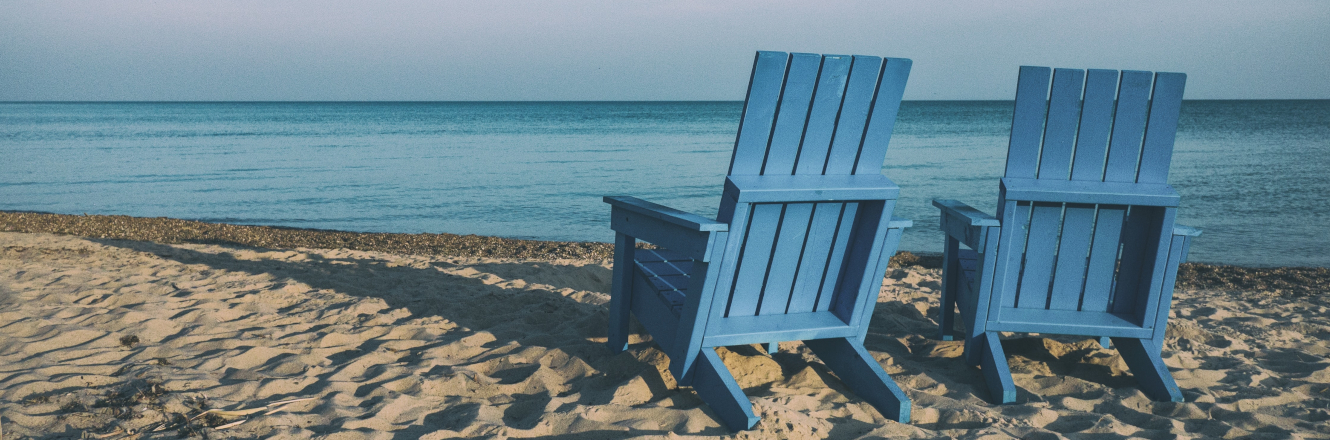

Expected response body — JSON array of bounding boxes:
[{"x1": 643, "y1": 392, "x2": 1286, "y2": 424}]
[{"x1": 2, "y1": 1, "x2": 1327, "y2": 101}]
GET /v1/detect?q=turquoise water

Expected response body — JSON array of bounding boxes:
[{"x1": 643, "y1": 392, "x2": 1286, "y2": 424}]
[{"x1": 2, "y1": 101, "x2": 1327, "y2": 267}]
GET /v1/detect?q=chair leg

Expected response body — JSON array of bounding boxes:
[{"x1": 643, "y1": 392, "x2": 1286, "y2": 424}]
[
  {"x1": 805, "y1": 338, "x2": 911, "y2": 423},
  {"x1": 937, "y1": 283, "x2": 957, "y2": 342},
  {"x1": 1112, "y1": 337, "x2": 1184, "y2": 402},
  {"x1": 606, "y1": 233, "x2": 634, "y2": 354},
  {"x1": 938, "y1": 238, "x2": 960, "y2": 341},
  {"x1": 692, "y1": 348, "x2": 760, "y2": 431},
  {"x1": 1098, "y1": 336, "x2": 1111, "y2": 349},
  {"x1": 979, "y1": 332, "x2": 1017, "y2": 404},
  {"x1": 764, "y1": 342, "x2": 779, "y2": 355}
]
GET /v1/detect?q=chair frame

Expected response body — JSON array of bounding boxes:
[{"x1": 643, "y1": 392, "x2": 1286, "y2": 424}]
[
  {"x1": 604, "y1": 51, "x2": 914, "y2": 430},
  {"x1": 934, "y1": 66, "x2": 1199, "y2": 404}
]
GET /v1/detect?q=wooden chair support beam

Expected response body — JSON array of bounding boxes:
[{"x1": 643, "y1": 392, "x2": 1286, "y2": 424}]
[
  {"x1": 979, "y1": 332, "x2": 1017, "y2": 404},
  {"x1": 693, "y1": 349, "x2": 760, "y2": 431},
  {"x1": 805, "y1": 337, "x2": 911, "y2": 423},
  {"x1": 1112, "y1": 338, "x2": 1184, "y2": 402}
]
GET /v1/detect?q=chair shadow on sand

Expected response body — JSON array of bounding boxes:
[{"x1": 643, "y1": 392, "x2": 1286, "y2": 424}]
[{"x1": 87, "y1": 237, "x2": 1149, "y2": 437}]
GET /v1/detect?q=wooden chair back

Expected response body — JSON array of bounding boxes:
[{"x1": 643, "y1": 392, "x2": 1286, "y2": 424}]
[
  {"x1": 994, "y1": 66, "x2": 1186, "y2": 329},
  {"x1": 712, "y1": 52, "x2": 910, "y2": 328}
]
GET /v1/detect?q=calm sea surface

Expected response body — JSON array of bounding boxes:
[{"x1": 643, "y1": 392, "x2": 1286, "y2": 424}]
[{"x1": 2, "y1": 101, "x2": 1327, "y2": 267}]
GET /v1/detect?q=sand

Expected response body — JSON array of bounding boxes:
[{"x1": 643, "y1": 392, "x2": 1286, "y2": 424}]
[{"x1": 2, "y1": 230, "x2": 1328, "y2": 439}]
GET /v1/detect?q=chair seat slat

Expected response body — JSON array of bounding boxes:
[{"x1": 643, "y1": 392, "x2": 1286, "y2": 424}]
[{"x1": 635, "y1": 250, "x2": 694, "y2": 317}]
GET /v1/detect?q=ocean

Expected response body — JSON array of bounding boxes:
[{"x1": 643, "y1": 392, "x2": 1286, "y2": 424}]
[{"x1": 2, "y1": 101, "x2": 1327, "y2": 267}]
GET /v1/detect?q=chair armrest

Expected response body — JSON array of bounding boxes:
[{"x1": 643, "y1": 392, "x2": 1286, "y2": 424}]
[
  {"x1": 724, "y1": 175, "x2": 900, "y2": 203},
  {"x1": 604, "y1": 196, "x2": 727, "y2": 232},
  {"x1": 604, "y1": 196, "x2": 728, "y2": 261},
  {"x1": 888, "y1": 217, "x2": 912, "y2": 229},
  {"x1": 933, "y1": 199, "x2": 999, "y2": 250},
  {"x1": 933, "y1": 199, "x2": 999, "y2": 226},
  {"x1": 1173, "y1": 225, "x2": 1201, "y2": 237}
]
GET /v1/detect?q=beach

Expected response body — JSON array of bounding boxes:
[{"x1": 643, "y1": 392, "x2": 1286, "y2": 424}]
[{"x1": 2, "y1": 213, "x2": 1328, "y2": 439}]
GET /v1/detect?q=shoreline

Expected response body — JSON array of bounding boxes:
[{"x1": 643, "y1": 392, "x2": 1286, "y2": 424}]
[{"x1": 2, "y1": 211, "x2": 1326, "y2": 295}]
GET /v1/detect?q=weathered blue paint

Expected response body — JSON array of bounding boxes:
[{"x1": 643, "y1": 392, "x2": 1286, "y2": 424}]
[
  {"x1": 933, "y1": 66, "x2": 1197, "y2": 404},
  {"x1": 604, "y1": 51, "x2": 914, "y2": 430}
]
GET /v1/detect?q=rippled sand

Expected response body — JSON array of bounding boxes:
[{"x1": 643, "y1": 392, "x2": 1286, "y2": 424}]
[{"x1": 2, "y1": 231, "x2": 1327, "y2": 439}]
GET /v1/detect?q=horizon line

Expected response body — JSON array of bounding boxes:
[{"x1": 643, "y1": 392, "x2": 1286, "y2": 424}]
[{"x1": 4, "y1": 98, "x2": 1328, "y2": 104}]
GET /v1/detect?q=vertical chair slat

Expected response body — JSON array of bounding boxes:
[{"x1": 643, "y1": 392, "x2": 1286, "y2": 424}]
[
  {"x1": 842, "y1": 201, "x2": 897, "y2": 328},
  {"x1": 1110, "y1": 206, "x2": 1160, "y2": 315},
  {"x1": 754, "y1": 54, "x2": 819, "y2": 314},
  {"x1": 855, "y1": 58, "x2": 912, "y2": 175},
  {"x1": 1016, "y1": 202, "x2": 1063, "y2": 309},
  {"x1": 1061, "y1": 69, "x2": 1118, "y2": 310},
  {"x1": 1071, "y1": 69, "x2": 1120, "y2": 181},
  {"x1": 710, "y1": 202, "x2": 752, "y2": 320},
  {"x1": 762, "y1": 53, "x2": 822, "y2": 176},
  {"x1": 1081, "y1": 205, "x2": 1125, "y2": 312},
  {"x1": 794, "y1": 56, "x2": 853, "y2": 175},
  {"x1": 1037, "y1": 68, "x2": 1085, "y2": 180},
  {"x1": 759, "y1": 203, "x2": 814, "y2": 315},
  {"x1": 998, "y1": 200, "x2": 1032, "y2": 308},
  {"x1": 726, "y1": 203, "x2": 783, "y2": 317},
  {"x1": 730, "y1": 51, "x2": 790, "y2": 176},
  {"x1": 816, "y1": 202, "x2": 859, "y2": 312},
  {"x1": 1134, "y1": 207, "x2": 1178, "y2": 327},
  {"x1": 1029, "y1": 69, "x2": 1085, "y2": 310},
  {"x1": 1005, "y1": 66, "x2": 1052, "y2": 179},
  {"x1": 1150, "y1": 229, "x2": 1191, "y2": 341},
  {"x1": 1103, "y1": 71, "x2": 1153, "y2": 183},
  {"x1": 824, "y1": 56, "x2": 884, "y2": 175},
  {"x1": 1136, "y1": 72, "x2": 1187, "y2": 184},
  {"x1": 1048, "y1": 204, "x2": 1095, "y2": 310},
  {"x1": 787, "y1": 202, "x2": 842, "y2": 313}
]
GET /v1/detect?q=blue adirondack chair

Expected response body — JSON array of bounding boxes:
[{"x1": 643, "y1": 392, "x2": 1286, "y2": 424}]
[
  {"x1": 933, "y1": 66, "x2": 1200, "y2": 404},
  {"x1": 603, "y1": 51, "x2": 914, "y2": 430}
]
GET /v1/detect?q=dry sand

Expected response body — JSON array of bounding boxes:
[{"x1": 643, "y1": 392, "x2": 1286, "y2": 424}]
[{"x1": 2, "y1": 230, "x2": 1329, "y2": 439}]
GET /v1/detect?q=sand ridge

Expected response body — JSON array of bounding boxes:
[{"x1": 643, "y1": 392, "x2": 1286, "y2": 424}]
[{"x1": 1, "y1": 231, "x2": 1328, "y2": 438}]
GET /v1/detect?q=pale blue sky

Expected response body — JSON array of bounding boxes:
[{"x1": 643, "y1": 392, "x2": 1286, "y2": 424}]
[{"x1": 2, "y1": 1, "x2": 1326, "y2": 101}]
